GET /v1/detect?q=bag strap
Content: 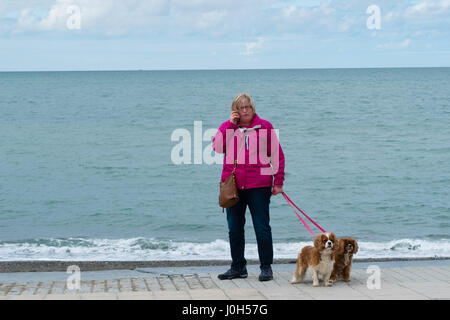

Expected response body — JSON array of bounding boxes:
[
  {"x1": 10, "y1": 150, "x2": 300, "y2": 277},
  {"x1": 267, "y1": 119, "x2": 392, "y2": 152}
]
[{"x1": 231, "y1": 132, "x2": 248, "y2": 174}]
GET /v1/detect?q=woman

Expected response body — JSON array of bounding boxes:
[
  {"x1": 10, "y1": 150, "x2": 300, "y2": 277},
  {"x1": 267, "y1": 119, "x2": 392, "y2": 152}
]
[{"x1": 212, "y1": 93, "x2": 285, "y2": 281}]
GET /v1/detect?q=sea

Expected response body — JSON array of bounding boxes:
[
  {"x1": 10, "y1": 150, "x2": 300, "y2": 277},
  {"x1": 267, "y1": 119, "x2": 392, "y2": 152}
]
[{"x1": 0, "y1": 68, "x2": 449, "y2": 261}]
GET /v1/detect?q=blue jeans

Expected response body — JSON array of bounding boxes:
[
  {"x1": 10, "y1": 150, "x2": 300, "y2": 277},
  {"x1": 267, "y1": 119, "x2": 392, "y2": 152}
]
[{"x1": 225, "y1": 186, "x2": 273, "y2": 270}]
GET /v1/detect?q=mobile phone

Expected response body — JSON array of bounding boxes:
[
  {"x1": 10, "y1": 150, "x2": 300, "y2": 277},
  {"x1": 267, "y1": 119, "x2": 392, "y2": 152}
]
[{"x1": 233, "y1": 112, "x2": 240, "y2": 123}]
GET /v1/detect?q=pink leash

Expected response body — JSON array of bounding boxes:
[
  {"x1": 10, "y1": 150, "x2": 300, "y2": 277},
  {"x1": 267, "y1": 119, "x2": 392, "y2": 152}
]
[{"x1": 282, "y1": 192, "x2": 326, "y2": 237}]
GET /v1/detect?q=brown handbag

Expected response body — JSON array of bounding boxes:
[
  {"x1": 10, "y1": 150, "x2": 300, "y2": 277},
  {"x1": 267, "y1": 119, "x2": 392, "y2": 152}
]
[{"x1": 219, "y1": 132, "x2": 248, "y2": 211}]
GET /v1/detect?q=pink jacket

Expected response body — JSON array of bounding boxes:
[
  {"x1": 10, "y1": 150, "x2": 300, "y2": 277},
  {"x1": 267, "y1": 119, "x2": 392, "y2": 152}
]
[{"x1": 212, "y1": 113, "x2": 285, "y2": 190}]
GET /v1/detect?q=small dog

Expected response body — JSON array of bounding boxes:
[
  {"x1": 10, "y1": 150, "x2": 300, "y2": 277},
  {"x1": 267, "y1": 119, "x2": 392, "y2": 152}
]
[
  {"x1": 290, "y1": 232, "x2": 338, "y2": 287},
  {"x1": 330, "y1": 237, "x2": 358, "y2": 282}
]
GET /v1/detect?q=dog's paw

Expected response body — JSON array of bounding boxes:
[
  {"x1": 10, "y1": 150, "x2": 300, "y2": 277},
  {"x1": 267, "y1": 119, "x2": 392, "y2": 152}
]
[
  {"x1": 290, "y1": 277, "x2": 301, "y2": 284},
  {"x1": 312, "y1": 282, "x2": 320, "y2": 287},
  {"x1": 325, "y1": 281, "x2": 333, "y2": 287}
]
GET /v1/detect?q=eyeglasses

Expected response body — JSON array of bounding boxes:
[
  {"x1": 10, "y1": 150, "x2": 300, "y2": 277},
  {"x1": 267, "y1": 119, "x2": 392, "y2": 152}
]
[{"x1": 237, "y1": 105, "x2": 252, "y2": 111}]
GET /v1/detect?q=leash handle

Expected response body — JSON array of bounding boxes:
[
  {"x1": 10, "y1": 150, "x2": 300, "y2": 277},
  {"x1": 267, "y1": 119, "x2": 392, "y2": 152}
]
[{"x1": 282, "y1": 192, "x2": 326, "y2": 237}]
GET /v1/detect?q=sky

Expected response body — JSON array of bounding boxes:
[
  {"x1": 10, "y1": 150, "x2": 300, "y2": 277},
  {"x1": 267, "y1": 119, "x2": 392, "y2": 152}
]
[{"x1": 0, "y1": 0, "x2": 449, "y2": 71}]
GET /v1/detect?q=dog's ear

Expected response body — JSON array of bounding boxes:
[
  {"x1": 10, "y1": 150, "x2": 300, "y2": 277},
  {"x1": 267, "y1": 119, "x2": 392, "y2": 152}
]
[
  {"x1": 338, "y1": 238, "x2": 345, "y2": 254},
  {"x1": 352, "y1": 238, "x2": 359, "y2": 254},
  {"x1": 333, "y1": 237, "x2": 339, "y2": 252},
  {"x1": 314, "y1": 234, "x2": 322, "y2": 249}
]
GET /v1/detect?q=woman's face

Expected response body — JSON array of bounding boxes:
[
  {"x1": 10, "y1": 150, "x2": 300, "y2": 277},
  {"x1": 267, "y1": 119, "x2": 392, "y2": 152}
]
[{"x1": 237, "y1": 99, "x2": 254, "y2": 124}]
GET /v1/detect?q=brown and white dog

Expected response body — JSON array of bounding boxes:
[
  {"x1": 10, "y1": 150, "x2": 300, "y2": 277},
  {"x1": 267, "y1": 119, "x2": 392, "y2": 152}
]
[
  {"x1": 330, "y1": 237, "x2": 358, "y2": 282},
  {"x1": 290, "y1": 232, "x2": 338, "y2": 287}
]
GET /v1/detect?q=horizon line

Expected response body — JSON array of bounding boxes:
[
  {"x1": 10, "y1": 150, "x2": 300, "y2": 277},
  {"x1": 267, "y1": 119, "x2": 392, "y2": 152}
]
[{"x1": 1, "y1": 66, "x2": 449, "y2": 73}]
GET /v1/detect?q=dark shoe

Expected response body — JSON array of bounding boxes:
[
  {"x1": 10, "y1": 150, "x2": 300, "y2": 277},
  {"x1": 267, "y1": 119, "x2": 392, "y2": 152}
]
[
  {"x1": 218, "y1": 267, "x2": 248, "y2": 280},
  {"x1": 258, "y1": 267, "x2": 273, "y2": 281}
]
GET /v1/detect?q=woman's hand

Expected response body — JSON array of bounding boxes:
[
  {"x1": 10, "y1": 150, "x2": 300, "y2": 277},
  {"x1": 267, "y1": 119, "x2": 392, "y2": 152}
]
[
  {"x1": 230, "y1": 111, "x2": 240, "y2": 125},
  {"x1": 272, "y1": 185, "x2": 283, "y2": 196}
]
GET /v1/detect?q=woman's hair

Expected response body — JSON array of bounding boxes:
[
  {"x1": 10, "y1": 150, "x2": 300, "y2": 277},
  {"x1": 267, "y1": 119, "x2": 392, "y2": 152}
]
[{"x1": 230, "y1": 93, "x2": 256, "y2": 114}]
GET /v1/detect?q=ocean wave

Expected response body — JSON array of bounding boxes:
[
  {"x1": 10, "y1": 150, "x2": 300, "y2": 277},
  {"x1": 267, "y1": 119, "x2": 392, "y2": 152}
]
[{"x1": 0, "y1": 238, "x2": 449, "y2": 261}]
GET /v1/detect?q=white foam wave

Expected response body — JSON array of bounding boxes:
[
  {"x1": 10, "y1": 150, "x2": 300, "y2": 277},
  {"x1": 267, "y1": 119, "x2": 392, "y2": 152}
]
[{"x1": 0, "y1": 238, "x2": 449, "y2": 261}]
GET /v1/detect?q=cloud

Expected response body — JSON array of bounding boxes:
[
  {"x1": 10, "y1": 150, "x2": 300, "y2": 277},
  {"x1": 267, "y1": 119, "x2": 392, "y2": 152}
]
[
  {"x1": 1, "y1": 0, "x2": 359, "y2": 37},
  {"x1": 404, "y1": 0, "x2": 450, "y2": 19},
  {"x1": 240, "y1": 37, "x2": 264, "y2": 55},
  {"x1": 375, "y1": 38, "x2": 411, "y2": 50},
  {"x1": 195, "y1": 10, "x2": 227, "y2": 30},
  {"x1": 16, "y1": 1, "x2": 73, "y2": 32},
  {"x1": 275, "y1": 2, "x2": 339, "y2": 32},
  {"x1": 368, "y1": 0, "x2": 450, "y2": 41},
  {"x1": 12, "y1": 0, "x2": 171, "y2": 35},
  {"x1": 2, "y1": 0, "x2": 290, "y2": 38},
  {"x1": 2, "y1": 0, "x2": 450, "y2": 42},
  {"x1": 265, "y1": 1, "x2": 369, "y2": 36},
  {"x1": 380, "y1": 0, "x2": 450, "y2": 25}
]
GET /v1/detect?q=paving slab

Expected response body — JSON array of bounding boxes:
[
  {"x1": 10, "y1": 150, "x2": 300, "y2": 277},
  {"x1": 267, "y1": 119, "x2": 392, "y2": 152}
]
[{"x1": 0, "y1": 262, "x2": 448, "y2": 300}]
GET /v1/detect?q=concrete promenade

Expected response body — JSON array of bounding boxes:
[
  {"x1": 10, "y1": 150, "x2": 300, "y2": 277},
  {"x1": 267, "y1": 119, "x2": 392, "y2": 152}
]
[{"x1": 0, "y1": 261, "x2": 449, "y2": 300}]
